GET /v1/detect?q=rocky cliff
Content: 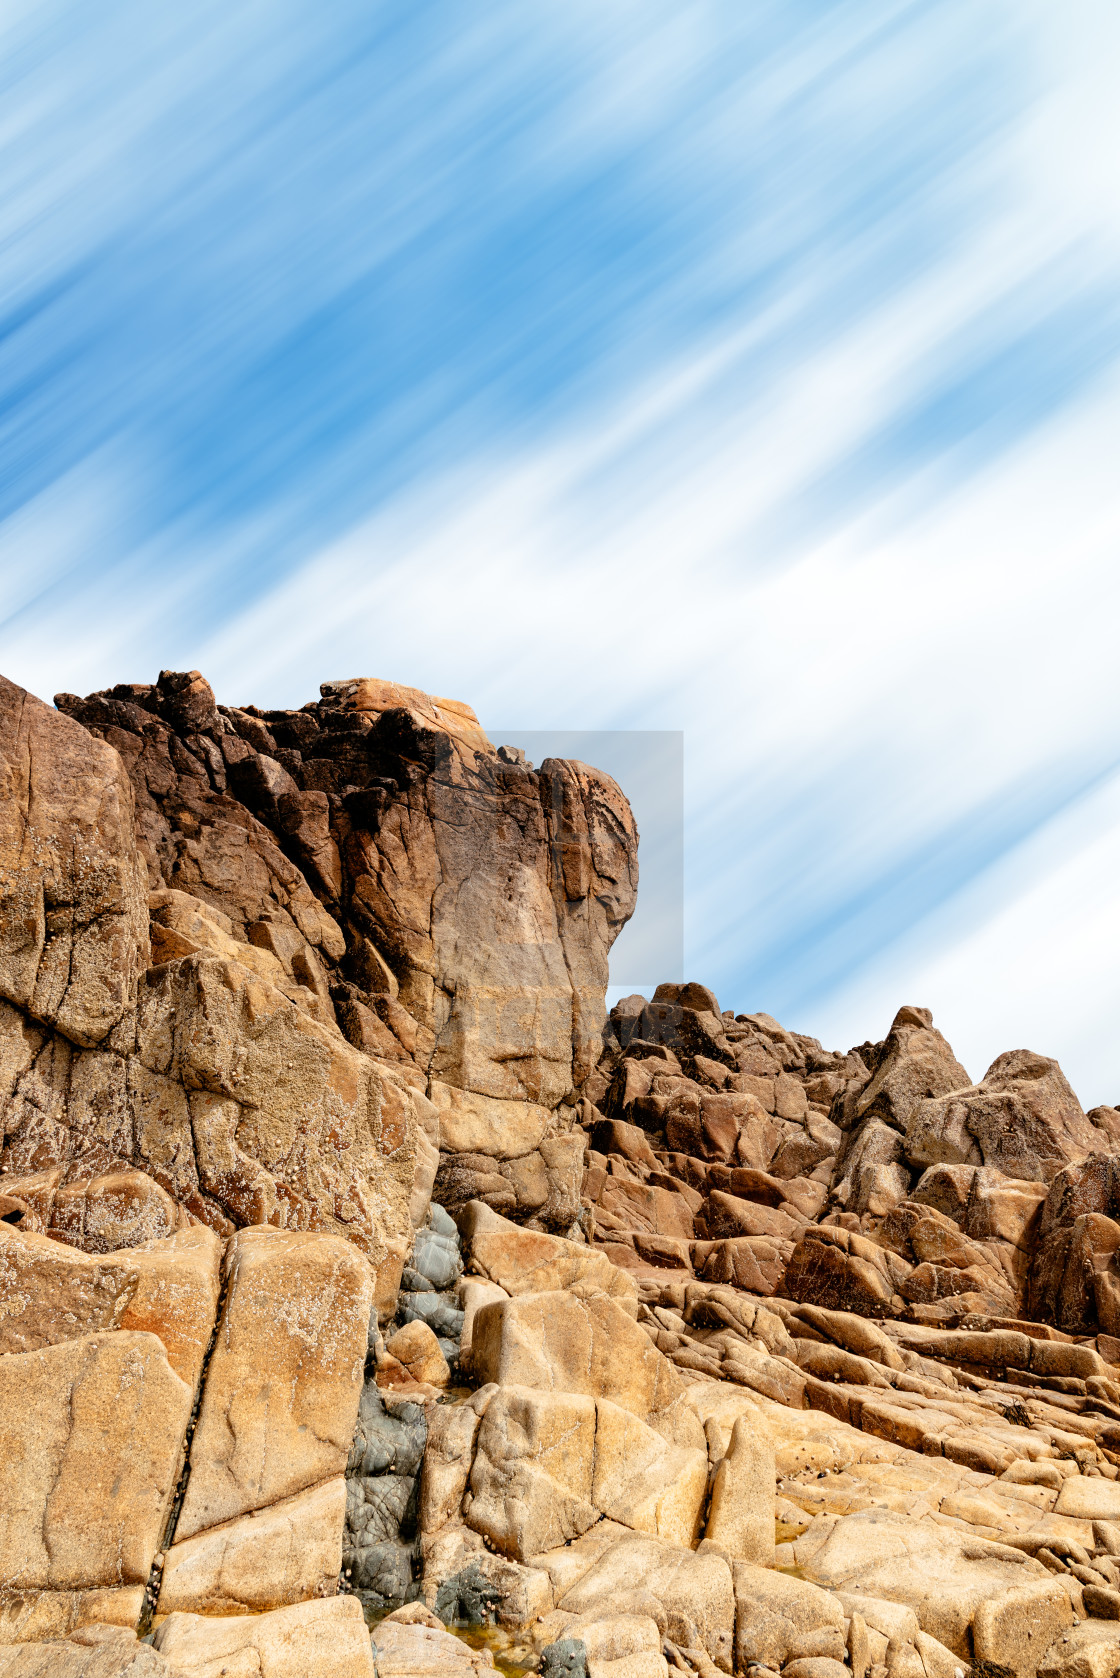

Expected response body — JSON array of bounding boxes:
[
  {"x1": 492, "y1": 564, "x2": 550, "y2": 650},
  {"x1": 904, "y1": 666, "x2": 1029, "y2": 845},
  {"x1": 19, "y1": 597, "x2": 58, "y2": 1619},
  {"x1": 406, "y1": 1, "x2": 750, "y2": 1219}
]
[{"x1": 1, "y1": 668, "x2": 1119, "y2": 1678}]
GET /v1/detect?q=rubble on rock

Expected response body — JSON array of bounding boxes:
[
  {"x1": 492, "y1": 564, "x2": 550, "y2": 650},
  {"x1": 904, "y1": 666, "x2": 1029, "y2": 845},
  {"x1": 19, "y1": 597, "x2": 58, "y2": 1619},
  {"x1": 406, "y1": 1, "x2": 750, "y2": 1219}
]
[{"x1": 3, "y1": 666, "x2": 1120, "y2": 1678}]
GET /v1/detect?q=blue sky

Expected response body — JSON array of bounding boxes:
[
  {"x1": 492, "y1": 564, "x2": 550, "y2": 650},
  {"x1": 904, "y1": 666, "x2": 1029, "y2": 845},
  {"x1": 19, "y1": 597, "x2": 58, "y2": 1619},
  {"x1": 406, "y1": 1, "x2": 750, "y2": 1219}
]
[{"x1": 4, "y1": 1, "x2": 1120, "y2": 1100}]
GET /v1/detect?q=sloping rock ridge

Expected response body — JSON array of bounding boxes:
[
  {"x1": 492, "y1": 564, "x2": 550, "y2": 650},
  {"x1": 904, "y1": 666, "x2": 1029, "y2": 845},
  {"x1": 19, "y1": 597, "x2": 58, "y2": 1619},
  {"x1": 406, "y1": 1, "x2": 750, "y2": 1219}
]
[{"x1": 3, "y1": 667, "x2": 1120, "y2": 1678}]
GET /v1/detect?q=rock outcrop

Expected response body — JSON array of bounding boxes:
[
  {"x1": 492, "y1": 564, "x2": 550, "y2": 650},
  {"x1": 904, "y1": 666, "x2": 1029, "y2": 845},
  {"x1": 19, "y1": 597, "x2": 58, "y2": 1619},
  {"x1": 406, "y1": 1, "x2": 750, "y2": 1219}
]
[
  {"x1": 0, "y1": 675, "x2": 421, "y2": 1307},
  {"x1": 7, "y1": 663, "x2": 1120, "y2": 1678},
  {"x1": 49, "y1": 671, "x2": 638, "y2": 1244}
]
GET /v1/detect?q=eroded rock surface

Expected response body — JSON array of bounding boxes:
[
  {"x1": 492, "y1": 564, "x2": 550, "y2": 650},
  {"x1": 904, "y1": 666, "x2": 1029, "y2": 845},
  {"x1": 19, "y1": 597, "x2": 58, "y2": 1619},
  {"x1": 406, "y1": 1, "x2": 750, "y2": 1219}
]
[{"x1": 50, "y1": 669, "x2": 638, "y2": 1241}]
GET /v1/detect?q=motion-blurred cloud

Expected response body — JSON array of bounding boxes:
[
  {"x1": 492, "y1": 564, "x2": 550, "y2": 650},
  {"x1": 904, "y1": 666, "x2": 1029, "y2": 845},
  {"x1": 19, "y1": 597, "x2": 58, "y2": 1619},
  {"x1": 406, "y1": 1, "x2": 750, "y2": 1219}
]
[{"x1": 3, "y1": 1, "x2": 1120, "y2": 1098}]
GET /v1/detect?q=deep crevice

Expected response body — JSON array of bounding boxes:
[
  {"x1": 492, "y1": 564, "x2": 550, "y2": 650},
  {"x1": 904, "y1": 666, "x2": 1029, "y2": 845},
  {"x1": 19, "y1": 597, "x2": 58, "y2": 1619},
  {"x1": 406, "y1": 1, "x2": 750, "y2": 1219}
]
[{"x1": 136, "y1": 1254, "x2": 233, "y2": 1637}]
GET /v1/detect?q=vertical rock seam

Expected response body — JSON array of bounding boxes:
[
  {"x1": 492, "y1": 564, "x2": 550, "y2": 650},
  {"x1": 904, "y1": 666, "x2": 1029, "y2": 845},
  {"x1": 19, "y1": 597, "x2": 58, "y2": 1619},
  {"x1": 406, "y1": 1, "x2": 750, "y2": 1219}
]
[{"x1": 136, "y1": 1261, "x2": 233, "y2": 1637}]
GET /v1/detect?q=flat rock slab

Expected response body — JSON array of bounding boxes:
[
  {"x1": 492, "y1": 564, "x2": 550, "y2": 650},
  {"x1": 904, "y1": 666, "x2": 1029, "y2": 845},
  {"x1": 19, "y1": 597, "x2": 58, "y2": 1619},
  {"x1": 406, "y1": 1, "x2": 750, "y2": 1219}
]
[
  {"x1": 732, "y1": 1562, "x2": 846, "y2": 1673},
  {"x1": 0, "y1": 1628, "x2": 168, "y2": 1676},
  {"x1": 157, "y1": 1477, "x2": 346, "y2": 1615},
  {"x1": 0, "y1": 1224, "x2": 221, "y2": 1390},
  {"x1": 1054, "y1": 1478, "x2": 1120, "y2": 1521},
  {"x1": 789, "y1": 1506, "x2": 1049, "y2": 1657},
  {"x1": 370, "y1": 1619, "x2": 496, "y2": 1678},
  {"x1": 464, "y1": 1385, "x2": 708, "y2": 1561},
  {"x1": 0, "y1": 1331, "x2": 191, "y2": 1592},
  {"x1": 153, "y1": 1596, "x2": 374, "y2": 1677},
  {"x1": 552, "y1": 1533, "x2": 734, "y2": 1669},
  {"x1": 470, "y1": 1289, "x2": 703, "y2": 1449},
  {"x1": 1038, "y1": 1620, "x2": 1120, "y2": 1678},
  {"x1": 456, "y1": 1203, "x2": 637, "y2": 1304},
  {"x1": 0, "y1": 1589, "x2": 145, "y2": 1648},
  {"x1": 175, "y1": 1228, "x2": 371, "y2": 1540},
  {"x1": 430, "y1": 1086, "x2": 550, "y2": 1159}
]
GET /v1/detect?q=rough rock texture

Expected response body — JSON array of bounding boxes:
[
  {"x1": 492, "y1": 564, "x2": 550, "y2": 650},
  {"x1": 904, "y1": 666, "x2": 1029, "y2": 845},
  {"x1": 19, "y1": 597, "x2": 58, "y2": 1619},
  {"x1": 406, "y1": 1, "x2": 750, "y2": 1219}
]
[
  {"x1": 731, "y1": 1563, "x2": 846, "y2": 1671},
  {"x1": 0, "y1": 1593, "x2": 146, "y2": 1649},
  {"x1": 848, "y1": 1007, "x2": 970, "y2": 1139},
  {"x1": 371, "y1": 1614, "x2": 498, "y2": 1678},
  {"x1": 1029, "y1": 1156, "x2": 1120, "y2": 1337},
  {"x1": 174, "y1": 1227, "x2": 371, "y2": 1540},
  {"x1": 705, "y1": 1414, "x2": 775, "y2": 1565},
  {"x1": 157, "y1": 1478, "x2": 347, "y2": 1616},
  {"x1": 972, "y1": 1577, "x2": 1075, "y2": 1678},
  {"x1": 464, "y1": 1385, "x2": 707, "y2": 1560},
  {"x1": 48, "y1": 670, "x2": 638, "y2": 1238},
  {"x1": 456, "y1": 1201, "x2": 638, "y2": 1304},
  {"x1": 0, "y1": 1626, "x2": 170, "y2": 1676},
  {"x1": 152, "y1": 1595, "x2": 374, "y2": 1675},
  {"x1": 0, "y1": 1217, "x2": 375, "y2": 1641},
  {"x1": 470, "y1": 1289, "x2": 703, "y2": 1448},
  {"x1": 0, "y1": 1331, "x2": 191, "y2": 1593},
  {"x1": 0, "y1": 675, "x2": 424, "y2": 1307},
  {"x1": 0, "y1": 1222, "x2": 220, "y2": 1387},
  {"x1": 789, "y1": 1506, "x2": 1048, "y2": 1655},
  {"x1": 906, "y1": 1050, "x2": 1103, "y2": 1182},
  {"x1": 543, "y1": 1530, "x2": 734, "y2": 1668},
  {"x1": 0, "y1": 675, "x2": 149, "y2": 1051}
]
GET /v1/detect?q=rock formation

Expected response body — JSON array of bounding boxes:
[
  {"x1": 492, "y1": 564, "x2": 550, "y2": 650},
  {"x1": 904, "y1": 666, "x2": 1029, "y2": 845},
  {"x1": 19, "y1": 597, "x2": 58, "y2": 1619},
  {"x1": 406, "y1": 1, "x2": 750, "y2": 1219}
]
[{"x1": 2, "y1": 666, "x2": 1120, "y2": 1678}]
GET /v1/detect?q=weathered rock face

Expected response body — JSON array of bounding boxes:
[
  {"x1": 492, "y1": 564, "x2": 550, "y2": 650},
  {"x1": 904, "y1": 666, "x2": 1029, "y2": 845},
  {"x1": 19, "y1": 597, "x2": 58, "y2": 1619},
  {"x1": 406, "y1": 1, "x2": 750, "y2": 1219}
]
[
  {"x1": 781, "y1": 1223, "x2": 913, "y2": 1317},
  {"x1": 0, "y1": 675, "x2": 423, "y2": 1304},
  {"x1": 0, "y1": 1330, "x2": 192, "y2": 1594},
  {"x1": 0, "y1": 1626, "x2": 172, "y2": 1675},
  {"x1": 731, "y1": 1562, "x2": 845, "y2": 1671},
  {"x1": 0, "y1": 1216, "x2": 373, "y2": 1641},
  {"x1": 0, "y1": 675, "x2": 149, "y2": 1051},
  {"x1": 582, "y1": 989, "x2": 1119, "y2": 1353},
  {"x1": 789, "y1": 1506, "x2": 1048, "y2": 1655},
  {"x1": 470, "y1": 1288, "x2": 703, "y2": 1449},
  {"x1": 351, "y1": 739, "x2": 636, "y2": 1110},
  {"x1": 849, "y1": 1007, "x2": 971, "y2": 1139},
  {"x1": 705, "y1": 1414, "x2": 775, "y2": 1565},
  {"x1": 47, "y1": 670, "x2": 637, "y2": 1234},
  {"x1": 906, "y1": 1049, "x2": 1103, "y2": 1182},
  {"x1": 174, "y1": 1227, "x2": 371, "y2": 1541},
  {"x1": 0, "y1": 1221, "x2": 221, "y2": 1388},
  {"x1": 152, "y1": 1595, "x2": 375, "y2": 1676},
  {"x1": 463, "y1": 1385, "x2": 707, "y2": 1560},
  {"x1": 1028, "y1": 1155, "x2": 1120, "y2": 1336},
  {"x1": 157, "y1": 1479, "x2": 347, "y2": 1617}
]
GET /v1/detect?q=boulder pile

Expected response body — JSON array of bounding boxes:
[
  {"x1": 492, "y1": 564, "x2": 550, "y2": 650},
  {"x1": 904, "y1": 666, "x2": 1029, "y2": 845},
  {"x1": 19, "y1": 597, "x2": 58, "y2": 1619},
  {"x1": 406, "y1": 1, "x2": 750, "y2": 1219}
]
[{"x1": 1, "y1": 668, "x2": 1119, "y2": 1678}]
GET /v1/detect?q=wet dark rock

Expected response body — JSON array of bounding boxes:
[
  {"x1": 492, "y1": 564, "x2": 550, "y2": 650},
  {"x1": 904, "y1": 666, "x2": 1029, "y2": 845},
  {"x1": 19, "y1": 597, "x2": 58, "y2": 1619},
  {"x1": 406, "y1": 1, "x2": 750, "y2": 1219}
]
[
  {"x1": 346, "y1": 1537, "x2": 416, "y2": 1603},
  {"x1": 539, "y1": 1638, "x2": 589, "y2": 1678},
  {"x1": 434, "y1": 1561, "x2": 504, "y2": 1625}
]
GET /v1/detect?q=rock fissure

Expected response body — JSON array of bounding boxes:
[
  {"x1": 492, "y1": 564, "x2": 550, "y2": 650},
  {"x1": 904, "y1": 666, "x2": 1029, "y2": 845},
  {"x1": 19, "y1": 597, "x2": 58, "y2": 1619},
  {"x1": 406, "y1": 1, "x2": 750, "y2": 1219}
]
[{"x1": 135, "y1": 1256, "x2": 234, "y2": 1638}]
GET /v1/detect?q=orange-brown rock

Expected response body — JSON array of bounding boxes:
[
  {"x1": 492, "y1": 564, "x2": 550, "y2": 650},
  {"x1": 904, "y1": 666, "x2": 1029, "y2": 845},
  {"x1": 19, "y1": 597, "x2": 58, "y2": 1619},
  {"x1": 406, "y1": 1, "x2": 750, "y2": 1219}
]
[
  {"x1": 0, "y1": 674, "x2": 421, "y2": 1282},
  {"x1": 876, "y1": 1201, "x2": 1018, "y2": 1314},
  {"x1": 906, "y1": 1049, "x2": 1100, "y2": 1182},
  {"x1": 0, "y1": 676, "x2": 149, "y2": 1051},
  {"x1": 0, "y1": 1221, "x2": 220, "y2": 1388},
  {"x1": 849, "y1": 1007, "x2": 971, "y2": 1137},
  {"x1": 692, "y1": 1235, "x2": 794, "y2": 1294},
  {"x1": 48, "y1": 670, "x2": 638, "y2": 1223},
  {"x1": 781, "y1": 1225, "x2": 912, "y2": 1317},
  {"x1": 694, "y1": 1189, "x2": 803, "y2": 1243},
  {"x1": 0, "y1": 1331, "x2": 192, "y2": 1594},
  {"x1": 175, "y1": 1228, "x2": 371, "y2": 1541}
]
